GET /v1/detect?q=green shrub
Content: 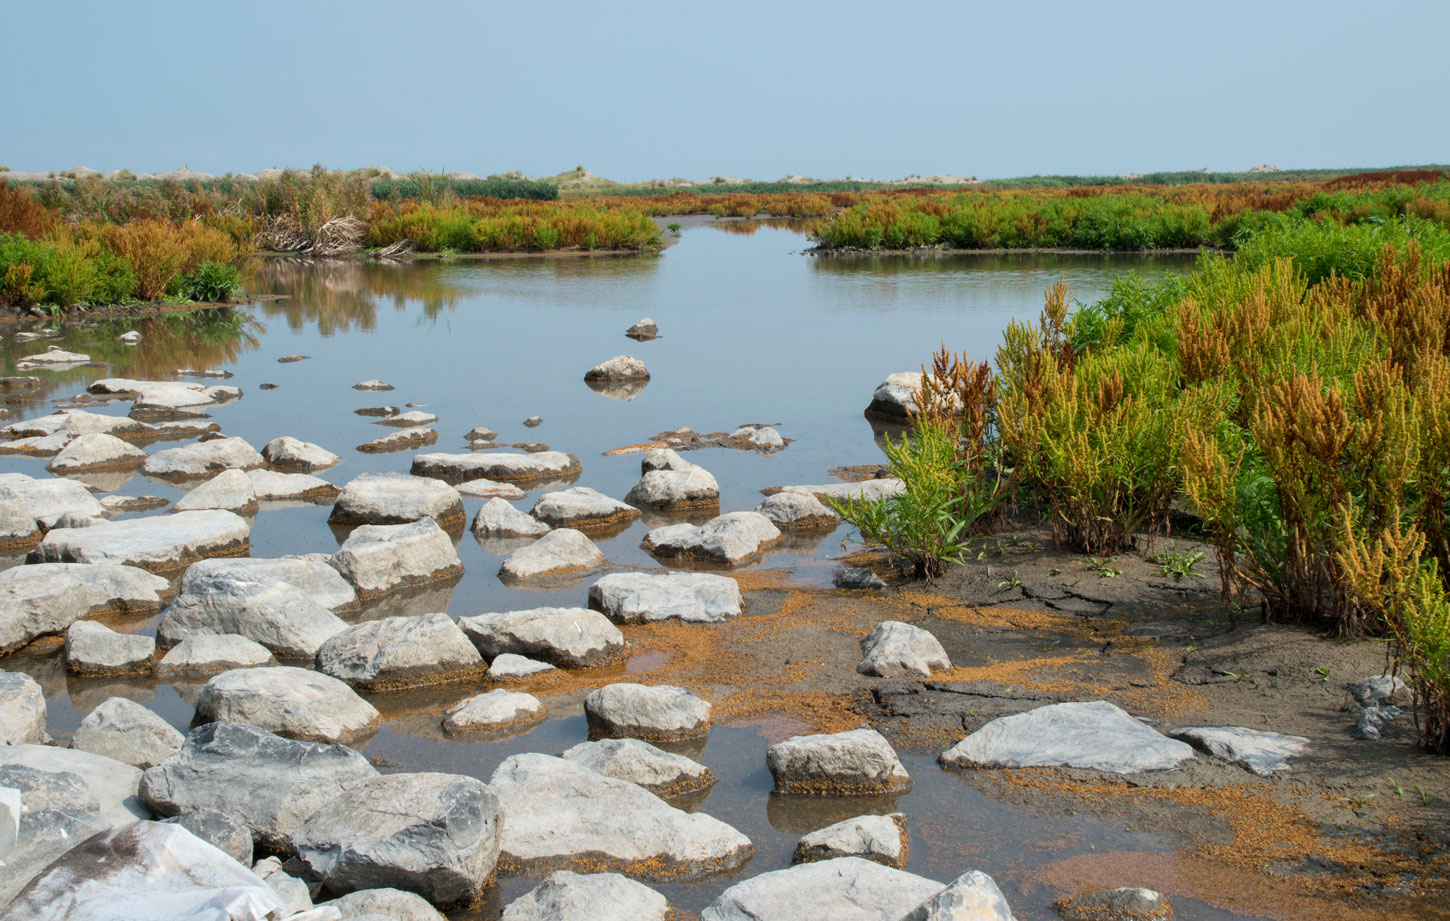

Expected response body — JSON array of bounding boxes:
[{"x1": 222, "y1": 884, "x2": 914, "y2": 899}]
[
  {"x1": 370, "y1": 176, "x2": 558, "y2": 202},
  {"x1": 176, "y1": 261, "x2": 240, "y2": 302}
]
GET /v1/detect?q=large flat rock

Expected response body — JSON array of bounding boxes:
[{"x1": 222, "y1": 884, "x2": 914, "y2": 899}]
[
  {"x1": 139, "y1": 721, "x2": 379, "y2": 851},
  {"x1": 489, "y1": 753, "x2": 752, "y2": 880},
  {"x1": 29, "y1": 509, "x2": 250, "y2": 573},
  {"x1": 158, "y1": 566, "x2": 350, "y2": 659},
  {"x1": 0, "y1": 472, "x2": 106, "y2": 528},
  {"x1": 531, "y1": 487, "x2": 639, "y2": 532},
  {"x1": 587, "y1": 571, "x2": 743, "y2": 625},
  {"x1": 584, "y1": 683, "x2": 712, "y2": 742},
  {"x1": 499, "y1": 528, "x2": 603, "y2": 580},
  {"x1": 0, "y1": 562, "x2": 169, "y2": 653},
  {"x1": 560, "y1": 738, "x2": 713, "y2": 797},
  {"x1": 642, "y1": 512, "x2": 781, "y2": 566},
  {"x1": 502, "y1": 870, "x2": 669, "y2": 921},
  {"x1": 141, "y1": 437, "x2": 264, "y2": 480},
  {"x1": 182, "y1": 555, "x2": 358, "y2": 613},
  {"x1": 768, "y1": 728, "x2": 911, "y2": 795},
  {"x1": 459, "y1": 607, "x2": 625, "y2": 668},
  {"x1": 412, "y1": 451, "x2": 582, "y2": 485},
  {"x1": 940, "y1": 701, "x2": 1195, "y2": 774},
  {"x1": 46, "y1": 432, "x2": 148, "y2": 474},
  {"x1": 701, "y1": 857, "x2": 942, "y2": 921},
  {"x1": 2, "y1": 409, "x2": 156, "y2": 442},
  {"x1": 71, "y1": 697, "x2": 184, "y2": 769},
  {"x1": 1169, "y1": 726, "x2": 1309, "y2": 777}
]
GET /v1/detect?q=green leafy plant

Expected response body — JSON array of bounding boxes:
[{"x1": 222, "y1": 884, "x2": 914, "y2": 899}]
[
  {"x1": 176, "y1": 261, "x2": 240, "y2": 302},
  {"x1": 1150, "y1": 546, "x2": 1207, "y2": 580}
]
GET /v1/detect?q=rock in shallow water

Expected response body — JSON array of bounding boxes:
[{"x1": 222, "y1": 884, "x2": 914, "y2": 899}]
[
  {"x1": 72, "y1": 697, "x2": 183, "y2": 769},
  {"x1": 756, "y1": 489, "x2": 837, "y2": 529},
  {"x1": 0, "y1": 669, "x2": 48, "y2": 745},
  {"x1": 531, "y1": 486, "x2": 639, "y2": 531},
  {"x1": 625, "y1": 317, "x2": 659, "y2": 341},
  {"x1": 65, "y1": 621, "x2": 155, "y2": 676},
  {"x1": 329, "y1": 518, "x2": 464, "y2": 599},
  {"x1": 1055, "y1": 886, "x2": 1171, "y2": 921},
  {"x1": 29, "y1": 509, "x2": 251, "y2": 573},
  {"x1": 625, "y1": 465, "x2": 720, "y2": 510},
  {"x1": 560, "y1": 738, "x2": 713, "y2": 797},
  {"x1": 292, "y1": 772, "x2": 502, "y2": 906},
  {"x1": 262, "y1": 435, "x2": 339, "y2": 471},
  {"x1": 141, "y1": 436, "x2": 265, "y2": 479},
  {"x1": 171, "y1": 468, "x2": 257, "y2": 514},
  {"x1": 245, "y1": 468, "x2": 337, "y2": 503},
  {"x1": 455, "y1": 477, "x2": 524, "y2": 500},
  {"x1": 939, "y1": 700, "x2": 1194, "y2": 774},
  {"x1": 857, "y1": 621, "x2": 951, "y2": 678},
  {"x1": 501, "y1": 870, "x2": 669, "y2": 921},
  {"x1": 316, "y1": 613, "x2": 484, "y2": 689},
  {"x1": 701, "y1": 856, "x2": 942, "y2": 921},
  {"x1": 156, "y1": 634, "x2": 276, "y2": 675},
  {"x1": 768, "y1": 728, "x2": 912, "y2": 795},
  {"x1": 459, "y1": 607, "x2": 624, "y2": 668},
  {"x1": 472, "y1": 498, "x2": 551, "y2": 538},
  {"x1": 642, "y1": 511, "x2": 781, "y2": 565},
  {"x1": 0, "y1": 471, "x2": 105, "y2": 528},
  {"x1": 588, "y1": 571, "x2": 743, "y2": 625},
  {"x1": 329, "y1": 472, "x2": 464, "y2": 529},
  {"x1": 499, "y1": 528, "x2": 604, "y2": 580},
  {"x1": 45, "y1": 432, "x2": 147, "y2": 474},
  {"x1": 443, "y1": 689, "x2": 545, "y2": 733},
  {"x1": 140, "y1": 722, "x2": 379, "y2": 851},
  {"x1": 195, "y1": 666, "x2": 380, "y2": 744},
  {"x1": 864, "y1": 372, "x2": 922, "y2": 421},
  {"x1": 584, "y1": 355, "x2": 650, "y2": 381},
  {"x1": 0, "y1": 562, "x2": 168, "y2": 654},
  {"x1": 411, "y1": 450, "x2": 581, "y2": 485},
  {"x1": 158, "y1": 569, "x2": 349, "y2": 659},
  {"x1": 357, "y1": 428, "x2": 438, "y2": 453},
  {"x1": 585, "y1": 682, "x2": 712, "y2": 741},
  {"x1": 0, "y1": 498, "x2": 40, "y2": 552},
  {"x1": 901, "y1": 869, "x2": 1015, "y2": 921},
  {"x1": 489, "y1": 753, "x2": 752, "y2": 880},
  {"x1": 793, "y1": 814, "x2": 907, "y2": 867}
]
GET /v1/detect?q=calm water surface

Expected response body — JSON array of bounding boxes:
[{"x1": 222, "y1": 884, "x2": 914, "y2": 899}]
[{"x1": 0, "y1": 224, "x2": 1235, "y2": 919}]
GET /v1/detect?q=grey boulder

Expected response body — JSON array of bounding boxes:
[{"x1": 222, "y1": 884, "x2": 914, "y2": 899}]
[
  {"x1": 1056, "y1": 886, "x2": 1169, "y2": 921},
  {"x1": 459, "y1": 607, "x2": 625, "y2": 668},
  {"x1": 531, "y1": 486, "x2": 640, "y2": 531},
  {"x1": 0, "y1": 670, "x2": 48, "y2": 745},
  {"x1": 701, "y1": 856, "x2": 942, "y2": 921},
  {"x1": 29, "y1": 509, "x2": 251, "y2": 573},
  {"x1": 45, "y1": 432, "x2": 147, "y2": 473},
  {"x1": 794, "y1": 814, "x2": 907, "y2": 867},
  {"x1": 316, "y1": 614, "x2": 484, "y2": 689},
  {"x1": 472, "y1": 498, "x2": 551, "y2": 538},
  {"x1": 939, "y1": 701, "x2": 1194, "y2": 774},
  {"x1": 864, "y1": 372, "x2": 922, "y2": 421},
  {"x1": 411, "y1": 450, "x2": 582, "y2": 485},
  {"x1": 158, "y1": 570, "x2": 349, "y2": 659},
  {"x1": 141, "y1": 436, "x2": 265, "y2": 479},
  {"x1": 642, "y1": 512, "x2": 781, "y2": 565},
  {"x1": 489, "y1": 753, "x2": 752, "y2": 879},
  {"x1": 329, "y1": 472, "x2": 464, "y2": 530},
  {"x1": 194, "y1": 666, "x2": 380, "y2": 744},
  {"x1": 442, "y1": 689, "x2": 545, "y2": 733},
  {"x1": 65, "y1": 621, "x2": 155, "y2": 676},
  {"x1": 900, "y1": 869, "x2": 1016, "y2": 921},
  {"x1": 625, "y1": 466, "x2": 720, "y2": 510},
  {"x1": 72, "y1": 698, "x2": 183, "y2": 769},
  {"x1": 160, "y1": 807, "x2": 255, "y2": 865},
  {"x1": 0, "y1": 562, "x2": 168, "y2": 653},
  {"x1": 0, "y1": 472, "x2": 105, "y2": 528},
  {"x1": 1169, "y1": 726, "x2": 1309, "y2": 777},
  {"x1": 139, "y1": 721, "x2": 379, "y2": 851},
  {"x1": 501, "y1": 870, "x2": 668, "y2": 921},
  {"x1": 172, "y1": 469, "x2": 257, "y2": 513},
  {"x1": 756, "y1": 490, "x2": 838, "y2": 529},
  {"x1": 293, "y1": 772, "x2": 502, "y2": 906},
  {"x1": 585, "y1": 683, "x2": 711, "y2": 742},
  {"x1": 857, "y1": 621, "x2": 951, "y2": 678},
  {"x1": 560, "y1": 738, "x2": 713, "y2": 797},
  {"x1": 767, "y1": 728, "x2": 911, "y2": 795},
  {"x1": 262, "y1": 435, "x2": 340, "y2": 471},
  {"x1": 184, "y1": 556, "x2": 358, "y2": 613},
  {"x1": 498, "y1": 528, "x2": 604, "y2": 580},
  {"x1": 328, "y1": 887, "x2": 446, "y2": 920},
  {"x1": 329, "y1": 518, "x2": 464, "y2": 599},
  {"x1": 588, "y1": 571, "x2": 743, "y2": 624},
  {"x1": 156, "y1": 634, "x2": 277, "y2": 675}
]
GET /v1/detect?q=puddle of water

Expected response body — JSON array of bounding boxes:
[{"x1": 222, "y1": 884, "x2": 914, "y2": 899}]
[{"x1": 1, "y1": 225, "x2": 1217, "y2": 918}]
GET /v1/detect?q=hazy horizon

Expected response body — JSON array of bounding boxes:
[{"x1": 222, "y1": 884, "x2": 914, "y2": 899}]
[{"x1": 3, "y1": 0, "x2": 1446, "y2": 181}]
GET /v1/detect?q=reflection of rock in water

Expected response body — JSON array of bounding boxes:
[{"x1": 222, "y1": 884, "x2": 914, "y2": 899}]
[
  {"x1": 867, "y1": 416, "x2": 911, "y2": 453},
  {"x1": 56, "y1": 469, "x2": 138, "y2": 495},
  {"x1": 346, "y1": 580, "x2": 461, "y2": 624},
  {"x1": 586, "y1": 378, "x2": 649, "y2": 401},
  {"x1": 65, "y1": 674, "x2": 159, "y2": 715},
  {"x1": 766, "y1": 788, "x2": 906, "y2": 837}
]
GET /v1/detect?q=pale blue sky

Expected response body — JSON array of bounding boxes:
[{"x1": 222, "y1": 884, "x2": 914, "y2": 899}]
[{"x1": 4, "y1": 0, "x2": 1445, "y2": 180}]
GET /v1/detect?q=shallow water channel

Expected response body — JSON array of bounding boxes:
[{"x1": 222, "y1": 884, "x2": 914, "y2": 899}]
[{"x1": 0, "y1": 222, "x2": 1223, "y2": 919}]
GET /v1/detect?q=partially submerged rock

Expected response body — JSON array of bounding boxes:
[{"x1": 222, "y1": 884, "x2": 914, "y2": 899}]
[
  {"x1": 375, "y1": 410, "x2": 439, "y2": 427},
  {"x1": 489, "y1": 753, "x2": 752, "y2": 880},
  {"x1": 71, "y1": 697, "x2": 184, "y2": 769},
  {"x1": 195, "y1": 666, "x2": 381, "y2": 744},
  {"x1": 764, "y1": 479, "x2": 905, "y2": 502},
  {"x1": 292, "y1": 772, "x2": 502, "y2": 906},
  {"x1": 353, "y1": 379, "x2": 395, "y2": 391},
  {"x1": 157, "y1": 634, "x2": 275, "y2": 675},
  {"x1": 940, "y1": 701, "x2": 1195, "y2": 774},
  {"x1": 588, "y1": 571, "x2": 743, "y2": 624},
  {"x1": 625, "y1": 317, "x2": 659, "y2": 341},
  {"x1": 532, "y1": 486, "x2": 640, "y2": 532},
  {"x1": 329, "y1": 518, "x2": 464, "y2": 599},
  {"x1": 45, "y1": 432, "x2": 147, "y2": 474},
  {"x1": 14, "y1": 345, "x2": 92, "y2": 368},
  {"x1": 159, "y1": 572, "x2": 349, "y2": 660},
  {"x1": 0, "y1": 472, "x2": 106, "y2": 528},
  {"x1": 328, "y1": 888, "x2": 446, "y2": 921},
  {"x1": 456, "y1": 477, "x2": 524, "y2": 500},
  {"x1": 864, "y1": 372, "x2": 922, "y2": 421},
  {"x1": 501, "y1": 870, "x2": 669, "y2": 921},
  {"x1": 0, "y1": 561, "x2": 168, "y2": 653},
  {"x1": 584, "y1": 683, "x2": 711, "y2": 741},
  {"x1": 768, "y1": 728, "x2": 911, "y2": 795},
  {"x1": 141, "y1": 436, "x2": 265, "y2": 479},
  {"x1": 412, "y1": 450, "x2": 582, "y2": 485},
  {"x1": 316, "y1": 613, "x2": 485, "y2": 689},
  {"x1": 139, "y1": 721, "x2": 379, "y2": 851},
  {"x1": 329, "y1": 472, "x2": 465, "y2": 529},
  {"x1": 171, "y1": 468, "x2": 257, "y2": 514},
  {"x1": 0, "y1": 498, "x2": 40, "y2": 552},
  {"x1": 459, "y1": 606, "x2": 625, "y2": 668},
  {"x1": 857, "y1": 621, "x2": 951, "y2": 678},
  {"x1": 488, "y1": 653, "x2": 557, "y2": 679},
  {"x1": 29, "y1": 509, "x2": 251, "y2": 573},
  {"x1": 642, "y1": 512, "x2": 782, "y2": 565},
  {"x1": 246, "y1": 468, "x2": 338, "y2": 503},
  {"x1": 625, "y1": 465, "x2": 720, "y2": 510},
  {"x1": 561, "y1": 738, "x2": 713, "y2": 797},
  {"x1": 1169, "y1": 726, "x2": 1309, "y2": 777},
  {"x1": 65, "y1": 620, "x2": 155, "y2": 676},
  {"x1": 473, "y1": 498, "x2": 551, "y2": 538},
  {"x1": 585, "y1": 355, "x2": 650, "y2": 381},
  {"x1": 90, "y1": 378, "x2": 241, "y2": 413},
  {"x1": 2, "y1": 409, "x2": 155, "y2": 443},
  {"x1": 902, "y1": 869, "x2": 1016, "y2": 921},
  {"x1": 701, "y1": 856, "x2": 941, "y2": 921},
  {"x1": 357, "y1": 427, "x2": 438, "y2": 453},
  {"x1": 443, "y1": 689, "x2": 545, "y2": 733},
  {"x1": 1055, "y1": 886, "x2": 1172, "y2": 921},
  {"x1": 499, "y1": 528, "x2": 604, "y2": 580},
  {"x1": 186, "y1": 556, "x2": 358, "y2": 613},
  {"x1": 756, "y1": 490, "x2": 838, "y2": 530},
  {"x1": 793, "y1": 814, "x2": 907, "y2": 867},
  {"x1": 262, "y1": 435, "x2": 340, "y2": 472},
  {"x1": 729, "y1": 424, "x2": 786, "y2": 451},
  {"x1": 0, "y1": 821, "x2": 287, "y2": 921}
]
